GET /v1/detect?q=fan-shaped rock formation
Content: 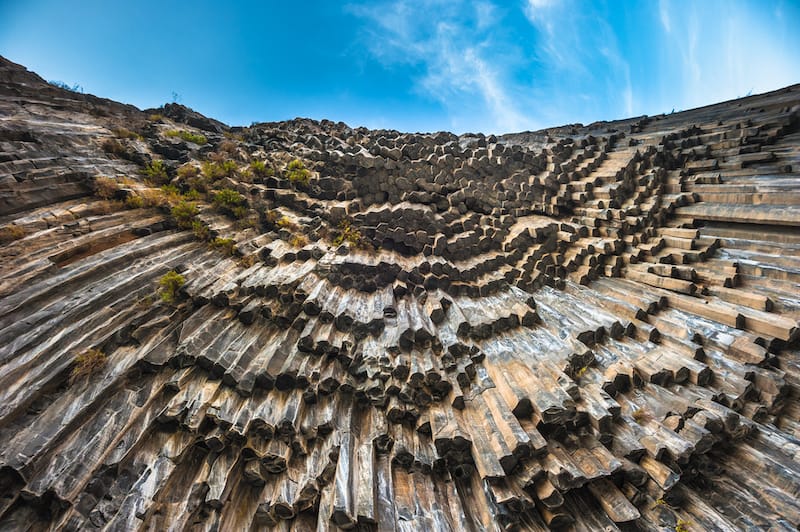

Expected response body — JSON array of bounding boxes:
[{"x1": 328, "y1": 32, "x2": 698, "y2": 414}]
[{"x1": 1, "y1": 55, "x2": 799, "y2": 530}]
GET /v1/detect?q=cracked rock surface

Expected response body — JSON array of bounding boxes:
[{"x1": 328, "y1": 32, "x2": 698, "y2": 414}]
[{"x1": 1, "y1": 55, "x2": 800, "y2": 530}]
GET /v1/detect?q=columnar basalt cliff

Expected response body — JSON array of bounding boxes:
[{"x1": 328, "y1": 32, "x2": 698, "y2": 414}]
[{"x1": 1, "y1": 55, "x2": 799, "y2": 530}]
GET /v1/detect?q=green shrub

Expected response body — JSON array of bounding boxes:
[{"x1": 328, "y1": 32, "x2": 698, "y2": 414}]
[
  {"x1": 286, "y1": 158, "x2": 310, "y2": 186},
  {"x1": 211, "y1": 237, "x2": 237, "y2": 256},
  {"x1": 221, "y1": 160, "x2": 239, "y2": 176},
  {"x1": 171, "y1": 200, "x2": 199, "y2": 229},
  {"x1": 203, "y1": 161, "x2": 225, "y2": 180},
  {"x1": 160, "y1": 184, "x2": 181, "y2": 200},
  {"x1": 212, "y1": 188, "x2": 247, "y2": 218},
  {"x1": 144, "y1": 159, "x2": 169, "y2": 185},
  {"x1": 183, "y1": 189, "x2": 201, "y2": 201},
  {"x1": 249, "y1": 160, "x2": 274, "y2": 177},
  {"x1": 289, "y1": 234, "x2": 309, "y2": 248},
  {"x1": 202, "y1": 160, "x2": 238, "y2": 180},
  {"x1": 332, "y1": 219, "x2": 366, "y2": 248},
  {"x1": 276, "y1": 216, "x2": 298, "y2": 231},
  {"x1": 213, "y1": 188, "x2": 245, "y2": 207},
  {"x1": 165, "y1": 129, "x2": 208, "y2": 145},
  {"x1": 124, "y1": 194, "x2": 144, "y2": 209},
  {"x1": 192, "y1": 220, "x2": 210, "y2": 240},
  {"x1": 70, "y1": 348, "x2": 107, "y2": 384},
  {"x1": 159, "y1": 270, "x2": 185, "y2": 303},
  {"x1": 231, "y1": 206, "x2": 249, "y2": 219}
]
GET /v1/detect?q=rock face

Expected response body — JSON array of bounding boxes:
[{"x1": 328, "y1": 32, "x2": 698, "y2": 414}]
[{"x1": 1, "y1": 54, "x2": 799, "y2": 530}]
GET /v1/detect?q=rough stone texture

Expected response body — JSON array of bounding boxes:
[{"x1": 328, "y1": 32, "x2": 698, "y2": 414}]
[{"x1": 1, "y1": 54, "x2": 799, "y2": 530}]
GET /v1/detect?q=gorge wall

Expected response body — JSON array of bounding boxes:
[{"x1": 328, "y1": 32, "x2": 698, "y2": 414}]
[{"x1": 1, "y1": 56, "x2": 799, "y2": 530}]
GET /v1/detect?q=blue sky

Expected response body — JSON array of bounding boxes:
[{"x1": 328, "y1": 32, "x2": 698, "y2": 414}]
[{"x1": 1, "y1": 1, "x2": 798, "y2": 134}]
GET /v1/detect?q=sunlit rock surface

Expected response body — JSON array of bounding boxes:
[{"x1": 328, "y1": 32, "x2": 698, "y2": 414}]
[{"x1": 1, "y1": 55, "x2": 799, "y2": 530}]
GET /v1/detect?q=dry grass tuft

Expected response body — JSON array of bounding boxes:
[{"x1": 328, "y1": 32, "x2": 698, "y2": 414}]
[
  {"x1": 289, "y1": 234, "x2": 309, "y2": 248},
  {"x1": 0, "y1": 225, "x2": 26, "y2": 245},
  {"x1": 70, "y1": 348, "x2": 107, "y2": 384},
  {"x1": 94, "y1": 176, "x2": 120, "y2": 199}
]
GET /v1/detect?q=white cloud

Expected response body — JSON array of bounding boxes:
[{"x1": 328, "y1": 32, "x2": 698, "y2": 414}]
[
  {"x1": 347, "y1": 0, "x2": 531, "y2": 133},
  {"x1": 475, "y1": 1, "x2": 495, "y2": 31},
  {"x1": 347, "y1": 0, "x2": 799, "y2": 133},
  {"x1": 463, "y1": 49, "x2": 527, "y2": 131},
  {"x1": 525, "y1": 0, "x2": 558, "y2": 21},
  {"x1": 655, "y1": 1, "x2": 800, "y2": 112},
  {"x1": 659, "y1": 0, "x2": 671, "y2": 33},
  {"x1": 523, "y1": 1, "x2": 637, "y2": 120},
  {"x1": 623, "y1": 71, "x2": 634, "y2": 116}
]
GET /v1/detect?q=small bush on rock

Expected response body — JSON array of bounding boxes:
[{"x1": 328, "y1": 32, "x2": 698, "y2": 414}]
[
  {"x1": 264, "y1": 209, "x2": 281, "y2": 225},
  {"x1": 231, "y1": 206, "x2": 249, "y2": 219},
  {"x1": 159, "y1": 270, "x2": 185, "y2": 303},
  {"x1": 238, "y1": 254, "x2": 257, "y2": 268},
  {"x1": 632, "y1": 408, "x2": 650, "y2": 424},
  {"x1": 102, "y1": 138, "x2": 127, "y2": 157},
  {"x1": 183, "y1": 189, "x2": 202, "y2": 201},
  {"x1": 113, "y1": 128, "x2": 142, "y2": 140},
  {"x1": 213, "y1": 188, "x2": 245, "y2": 208},
  {"x1": 213, "y1": 188, "x2": 247, "y2": 218},
  {"x1": 0, "y1": 225, "x2": 26, "y2": 244},
  {"x1": 211, "y1": 237, "x2": 237, "y2": 256},
  {"x1": 177, "y1": 164, "x2": 200, "y2": 179},
  {"x1": 286, "y1": 159, "x2": 310, "y2": 186},
  {"x1": 124, "y1": 194, "x2": 144, "y2": 209},
  {"x1": 218, "y1": 139, "x2": 238, "y2": 155},
  {"x1": 202, "y1": 160, "x2": 238, "y2": 180},
  {"x1": 70, "y1": 348, "x2": 107, "y2": 384},
  {"x1": 249, "y1": 160, "x2": 274, "y2": 178},
  {"x1": 332, "y1": 219, "x2": 370, "y2": 249},
  {"x1": 276, "y1": 216, "x2": 298, "y2": 231},
  {"x1": 171, "y1": 200, "x2": 199, "y2": 229},
  {"x1": 160, "y1": 184, "x2": 181, "y2": 201},
  {"x1": 94, "y1": 176, "x2": 120, "y2": 199},
  {"x1": 192, "y1": 220, "x2": 210, "y2": 240},
  {"x1": 289, "y1": 234, "x2": 309, "y2": 248},
  {"x1": 144, "y1": 159, "x2": 169, "y2": 185},
  {"x1": 165, "y1": 129, "x2": 207, "y2": 145},
  {"x1": 139, "y1": 189, "x2": 169, "y2": 208}
]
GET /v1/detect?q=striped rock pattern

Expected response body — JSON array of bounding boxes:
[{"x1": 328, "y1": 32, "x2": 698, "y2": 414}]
[{"x1": 1, "y1": 56, "x2": 799, "y2": 530}]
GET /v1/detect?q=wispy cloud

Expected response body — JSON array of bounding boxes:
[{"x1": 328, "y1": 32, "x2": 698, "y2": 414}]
[
  {"x1": 522, "y1": 0, "x2": 636, "y2": 120},
  {"x1": 659, "y1": 0, "x2": 671, "y2": 33},
  {"x1": 655, "y1": 1, "x2": 799, "y2": 110},
  {"x1": 475, "y1": 1, "x2": 496, "y2": 31},
  {"x1": 347, "y1": 0, "x2": 799, "y2": 133},
  {"x1": 524, "y1": 0, "x2": 558, "y2": 22},
  {"x1": 347, "y1": 0, "x2": 532, "y2": 133}
]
